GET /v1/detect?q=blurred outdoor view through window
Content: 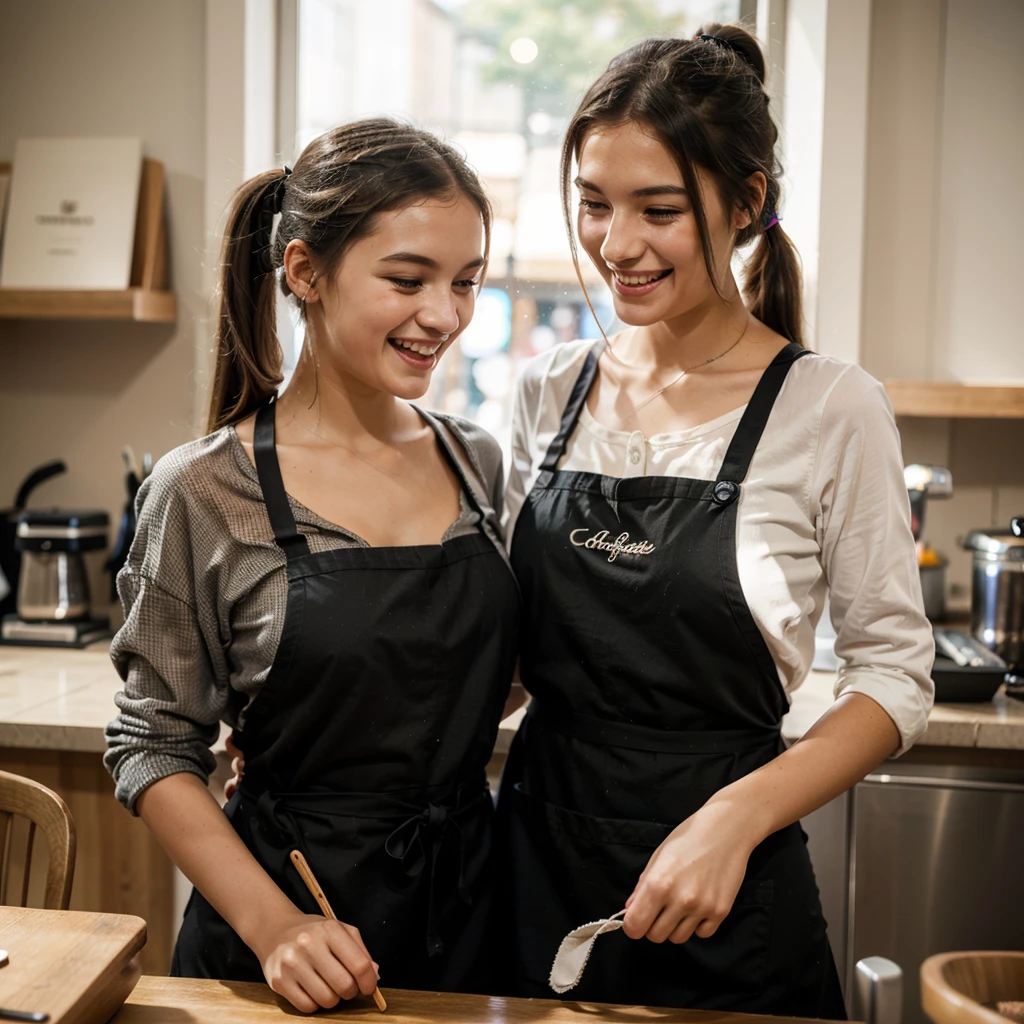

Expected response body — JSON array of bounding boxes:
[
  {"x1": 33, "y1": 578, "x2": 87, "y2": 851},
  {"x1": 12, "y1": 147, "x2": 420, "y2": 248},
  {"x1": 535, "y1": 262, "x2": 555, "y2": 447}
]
[{"x1": 292, "y1": 0, "x2": 741, "y2": 452}]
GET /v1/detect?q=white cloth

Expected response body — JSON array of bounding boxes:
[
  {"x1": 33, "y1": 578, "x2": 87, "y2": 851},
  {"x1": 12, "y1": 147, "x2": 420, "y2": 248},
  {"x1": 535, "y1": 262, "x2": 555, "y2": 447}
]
[
  {"x1": 503, "y1": 339, "x2": 935, "y2": 755},
  {"x1": 549, "y1": 911, "x2": 626, "y2": 993}
]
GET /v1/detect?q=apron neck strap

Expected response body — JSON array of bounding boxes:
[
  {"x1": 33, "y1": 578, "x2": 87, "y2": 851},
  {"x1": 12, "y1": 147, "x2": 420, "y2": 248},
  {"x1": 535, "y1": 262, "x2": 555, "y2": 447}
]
[
  {"x1": 716, "y1": 342, "x2": 809, "y2": 485},
  {"x1": 414, "y1": 407, "x2": 514, "y2": 575},
  {"x1": 540, "y1": 346, "x2": 600, "y2": 473},
  {"x1": 253, "y1": 400, "x2": 311, "y2": 560}
]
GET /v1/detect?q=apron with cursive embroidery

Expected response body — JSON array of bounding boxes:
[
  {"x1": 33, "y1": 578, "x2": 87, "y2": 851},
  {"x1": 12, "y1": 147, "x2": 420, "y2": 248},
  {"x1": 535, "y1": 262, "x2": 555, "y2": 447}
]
[
  {"x1": 172, "y1": 399, "x2": 519, "y2": 993},
  {"x1": 496, "y1": 342, "x2": 846, "y2": 1017}
]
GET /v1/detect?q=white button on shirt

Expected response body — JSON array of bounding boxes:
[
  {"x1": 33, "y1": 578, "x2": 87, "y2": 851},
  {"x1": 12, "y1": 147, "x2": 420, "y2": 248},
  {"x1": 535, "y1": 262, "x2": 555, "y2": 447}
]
[
  {"x1": 626, "y1": 433, "x2": 645, "y2": 473},
  {"x1": 503, "y1": 339, "x2": 935, "y2": 755}
]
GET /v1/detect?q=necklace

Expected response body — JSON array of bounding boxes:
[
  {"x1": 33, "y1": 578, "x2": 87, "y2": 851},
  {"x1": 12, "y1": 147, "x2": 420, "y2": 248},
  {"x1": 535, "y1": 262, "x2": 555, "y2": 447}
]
[{"x1": 608, "y1": 317, "x2": 751, "y2": 414}]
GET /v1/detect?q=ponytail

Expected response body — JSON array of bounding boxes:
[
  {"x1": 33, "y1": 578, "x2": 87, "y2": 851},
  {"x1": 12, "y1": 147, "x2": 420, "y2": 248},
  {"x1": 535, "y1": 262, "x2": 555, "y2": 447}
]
[
  {"x1": 744, "y1": 222, "x2": 804, "y2": 347},
  {"x1": 206, "y1": 168, "x2": 289, "y2": 433}
]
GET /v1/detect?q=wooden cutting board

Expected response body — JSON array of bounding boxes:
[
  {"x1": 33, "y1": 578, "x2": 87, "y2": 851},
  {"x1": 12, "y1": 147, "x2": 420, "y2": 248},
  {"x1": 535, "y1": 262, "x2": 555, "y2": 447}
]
[
  {"x1": 114, "y1": 976, "x2": 848, "y2": 1023},
  {"x1": 0, "y1": 906, "x2": 145, "y2": 1024}
]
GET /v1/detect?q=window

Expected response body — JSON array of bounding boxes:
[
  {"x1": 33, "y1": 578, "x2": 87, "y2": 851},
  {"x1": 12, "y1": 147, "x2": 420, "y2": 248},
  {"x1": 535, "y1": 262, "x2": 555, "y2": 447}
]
[{"x1": 289, "y1": 0, "x2": 742, "y2": 450}]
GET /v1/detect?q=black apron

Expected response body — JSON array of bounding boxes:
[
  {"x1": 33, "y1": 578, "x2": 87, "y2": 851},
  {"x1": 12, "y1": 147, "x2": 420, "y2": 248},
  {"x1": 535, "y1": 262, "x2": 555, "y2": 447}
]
[
  {"x1": 172, "y1": 400, "x2": 519, "y2": 993},
  {"x1": 497, "y1": 342, "x2": 846, "y2": 1018}
]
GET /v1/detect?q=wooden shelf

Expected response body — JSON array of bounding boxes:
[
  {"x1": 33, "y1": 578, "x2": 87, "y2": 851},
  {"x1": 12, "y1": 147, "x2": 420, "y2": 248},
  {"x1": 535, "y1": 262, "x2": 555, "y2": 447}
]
[
  {"x1": 885, "y1": 380, "x2": 1024, "y2": 418},
  {"x1": 0, "y1": 287, "x2": 175, "y2": 323},
  {"x1": 0, "y1": 157, "x2": 176, "y2": 325}
]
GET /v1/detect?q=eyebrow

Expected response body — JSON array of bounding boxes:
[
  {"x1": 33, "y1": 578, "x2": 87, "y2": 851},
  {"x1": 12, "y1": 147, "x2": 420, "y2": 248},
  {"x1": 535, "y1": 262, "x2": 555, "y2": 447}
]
[
  {"x1": 574, "y1": 176, "x2": 688, "y2": 199},
  {"x1": 379, "y1": 252, "x2": 485, "y2": 272}
]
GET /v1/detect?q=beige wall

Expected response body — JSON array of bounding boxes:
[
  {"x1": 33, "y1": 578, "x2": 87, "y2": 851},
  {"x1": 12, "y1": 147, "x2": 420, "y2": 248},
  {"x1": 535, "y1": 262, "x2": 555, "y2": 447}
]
[
  {"x1": 862, "y1": 0, "x2": 1024, "y2": 384},
  {"x1": 0, "y1": 0, "x2": 207, "y2": 618},
  {"x1": 861, "y1": 0, "x2": 1024, "y2": 611},
  {"x1": 860, "y1": 0, "x2": 944, "y2": 381}
]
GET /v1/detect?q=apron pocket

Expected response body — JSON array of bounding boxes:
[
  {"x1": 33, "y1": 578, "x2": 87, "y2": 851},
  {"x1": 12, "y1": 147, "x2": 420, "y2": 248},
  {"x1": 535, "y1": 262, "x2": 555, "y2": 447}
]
[{"x1": 508, "y1": 783, "x2": 775, "y2": 1004}]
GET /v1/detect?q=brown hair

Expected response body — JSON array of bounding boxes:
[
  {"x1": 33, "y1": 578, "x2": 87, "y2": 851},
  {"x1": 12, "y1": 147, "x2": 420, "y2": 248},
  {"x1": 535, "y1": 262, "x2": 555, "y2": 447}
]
[
  {"x1": 560, "y1": 24, "x2": 804, "y2": 346},
  {"x1": 207, "y1": 117, "x2": 492, "y2": 432}
]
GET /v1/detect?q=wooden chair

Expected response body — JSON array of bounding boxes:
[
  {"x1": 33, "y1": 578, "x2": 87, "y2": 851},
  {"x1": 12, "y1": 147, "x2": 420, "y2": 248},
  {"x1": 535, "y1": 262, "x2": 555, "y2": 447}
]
[
  {"x1": 922, "y1": 952, "x2": 1024, "y2": 1024},
  {"x1": 0, "y1": 769, "x2": 76, "y2": 909}
]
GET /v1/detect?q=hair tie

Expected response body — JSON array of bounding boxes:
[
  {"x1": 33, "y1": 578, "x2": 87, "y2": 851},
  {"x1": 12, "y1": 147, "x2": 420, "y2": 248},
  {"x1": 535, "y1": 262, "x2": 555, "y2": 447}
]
[
  {"x1": 695, "y1": 32, "x2": 757, "y2": 72},
  {"x1": 765, "y1": 214, "x2": 780, "y2": 230},
  {"x1": 256, "y1": 166, "x2": 291, "y2": 276},
  {"x1": 269, "y1": 165, "x2": 292, "y2": 216}
]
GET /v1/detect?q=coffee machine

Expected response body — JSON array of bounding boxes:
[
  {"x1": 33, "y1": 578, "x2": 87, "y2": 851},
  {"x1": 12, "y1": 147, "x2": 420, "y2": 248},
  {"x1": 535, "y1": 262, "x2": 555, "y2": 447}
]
[{"x1": 0, "y1": 508, "x2": 111, "y2": 647}]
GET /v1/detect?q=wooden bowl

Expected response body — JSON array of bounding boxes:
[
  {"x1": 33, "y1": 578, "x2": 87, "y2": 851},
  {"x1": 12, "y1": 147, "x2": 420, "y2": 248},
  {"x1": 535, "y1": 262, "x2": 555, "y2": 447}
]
[{"x1": 922, "y1": 952, "x2": 1024, "y2": 1024}]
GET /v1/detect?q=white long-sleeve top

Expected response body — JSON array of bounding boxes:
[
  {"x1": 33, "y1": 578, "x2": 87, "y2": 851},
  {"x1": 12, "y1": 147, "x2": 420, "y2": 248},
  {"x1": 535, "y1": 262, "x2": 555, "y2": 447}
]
[{"x1": 503, "y1": 338, "x2": 935, "y2": 755}]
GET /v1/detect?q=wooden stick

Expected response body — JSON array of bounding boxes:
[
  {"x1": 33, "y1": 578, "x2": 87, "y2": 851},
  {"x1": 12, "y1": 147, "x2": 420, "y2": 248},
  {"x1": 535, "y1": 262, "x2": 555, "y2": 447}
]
[{"x1": 289, "y1": 849, "x2": 387, "y2": 1013}]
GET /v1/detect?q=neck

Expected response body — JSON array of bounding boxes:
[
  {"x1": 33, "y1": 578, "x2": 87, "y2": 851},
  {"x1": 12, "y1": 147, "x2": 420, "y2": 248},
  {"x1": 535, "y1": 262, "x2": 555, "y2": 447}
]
[
  {"x1": 276, "y1": 332, "x2": 403, "y2": 448},
  {"x1": 618, "y1": 275, "x2": 749, "y2": 372}
]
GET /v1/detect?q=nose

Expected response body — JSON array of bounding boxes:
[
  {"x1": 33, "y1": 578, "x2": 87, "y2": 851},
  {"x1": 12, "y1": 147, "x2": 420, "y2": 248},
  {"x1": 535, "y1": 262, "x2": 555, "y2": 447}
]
[
  {"x1": 417, "y1": 288, "x2": 461, "y2": 338},
  {"x1": 600, "y1": 212, "x2": 646, "y2": 267}
]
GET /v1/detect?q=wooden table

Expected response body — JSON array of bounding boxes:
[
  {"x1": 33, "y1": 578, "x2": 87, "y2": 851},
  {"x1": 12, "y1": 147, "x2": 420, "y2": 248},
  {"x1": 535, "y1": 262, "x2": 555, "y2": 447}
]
[
  {"x1": 113, "y1": 976, "x2": 849, "y2": 1023},
  {"x1": 0, "y1": 906, "x2": 145, "y2": 1024}
]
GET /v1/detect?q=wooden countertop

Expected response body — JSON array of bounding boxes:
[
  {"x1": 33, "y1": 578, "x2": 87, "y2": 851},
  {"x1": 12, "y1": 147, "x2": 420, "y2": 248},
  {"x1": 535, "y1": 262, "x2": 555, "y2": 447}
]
[
  {"x1": 2, "y1": 643, "x2": 1024, "y2": 753},
  {"x1": 113, "y1": 975, "x2": 848, "y2": 1024}
]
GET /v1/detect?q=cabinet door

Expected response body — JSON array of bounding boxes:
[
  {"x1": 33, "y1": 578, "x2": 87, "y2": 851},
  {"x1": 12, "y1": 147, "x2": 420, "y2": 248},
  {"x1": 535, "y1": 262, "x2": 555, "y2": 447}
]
[{"x1": 850, "y1": 775, "x2": 1024, "y2": 1024}]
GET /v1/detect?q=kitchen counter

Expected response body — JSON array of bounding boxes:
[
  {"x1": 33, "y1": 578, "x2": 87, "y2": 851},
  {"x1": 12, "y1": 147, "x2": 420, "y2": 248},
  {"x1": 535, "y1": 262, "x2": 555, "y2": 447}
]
[
  {"x1": 113, "y1": 975, "x2": 849, "y2": 1023},
  {"x1": 0, "y1": 642, "x2": 130, "y2": 752},
  {"x1": 3, "y1": 643, "x2": 1024, "y2": 752}
]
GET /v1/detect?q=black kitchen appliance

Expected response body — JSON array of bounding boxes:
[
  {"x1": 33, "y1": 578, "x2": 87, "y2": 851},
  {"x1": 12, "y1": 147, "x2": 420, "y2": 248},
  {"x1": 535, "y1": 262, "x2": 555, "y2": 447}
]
[{"x1": 0, "y1": 461, "x2": 67, "y2": 618}]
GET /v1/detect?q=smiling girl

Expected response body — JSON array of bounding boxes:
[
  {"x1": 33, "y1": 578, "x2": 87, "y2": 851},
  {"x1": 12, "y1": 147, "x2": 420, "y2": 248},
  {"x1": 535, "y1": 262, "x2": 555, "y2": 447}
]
[
  {"x1": 104, "y1": 119, "x2": 518, "y2": 1011},
  {"x1": 497, "y1": 25, "x2": 933, "y2": 1016}
]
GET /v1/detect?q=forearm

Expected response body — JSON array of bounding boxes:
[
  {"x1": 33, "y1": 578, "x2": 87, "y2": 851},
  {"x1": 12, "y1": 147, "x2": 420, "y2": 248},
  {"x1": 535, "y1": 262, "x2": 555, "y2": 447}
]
[
  {"x1": 710, "y1": 692, "x2": 900, "y2": 849},
  {"x1": 136, "y1": 772, "x2": 299, "y2": 957}
]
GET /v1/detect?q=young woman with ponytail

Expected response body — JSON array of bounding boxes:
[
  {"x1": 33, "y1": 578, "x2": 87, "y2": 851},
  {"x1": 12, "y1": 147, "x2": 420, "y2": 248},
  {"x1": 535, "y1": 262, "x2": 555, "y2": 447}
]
[
  {"x1": 104, "y1": 118, "x2": 519, "y2": 1010},
  {"x1": 496, "y1": 24, "x2": 933, "y2": 1015}
]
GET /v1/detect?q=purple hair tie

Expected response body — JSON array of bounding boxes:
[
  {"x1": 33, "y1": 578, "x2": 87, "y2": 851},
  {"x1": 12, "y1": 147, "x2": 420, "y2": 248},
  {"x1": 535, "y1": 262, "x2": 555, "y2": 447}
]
[{"x1": 765, "y1": 214, "x2": 780, "y2": 229}]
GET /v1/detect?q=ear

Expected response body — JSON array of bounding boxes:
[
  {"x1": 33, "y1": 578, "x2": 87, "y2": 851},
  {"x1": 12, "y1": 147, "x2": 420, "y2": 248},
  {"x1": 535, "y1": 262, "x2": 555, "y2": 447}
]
[
  {"x1": 733, "y1": 171, "x2": 768, "y2": 232},
  {"x1": 283, "y1": 239, "x2": 322, "y2": 305}
]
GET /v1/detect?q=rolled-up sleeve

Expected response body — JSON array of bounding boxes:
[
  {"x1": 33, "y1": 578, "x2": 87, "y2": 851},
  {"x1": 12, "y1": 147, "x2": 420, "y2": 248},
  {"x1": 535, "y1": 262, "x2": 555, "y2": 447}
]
[
  {"x1": 815, "y1": 369, "x2": 935, "y2": 754},
  {"x1": 103, "y1": 469, "x2": 228, "y2": 813}
]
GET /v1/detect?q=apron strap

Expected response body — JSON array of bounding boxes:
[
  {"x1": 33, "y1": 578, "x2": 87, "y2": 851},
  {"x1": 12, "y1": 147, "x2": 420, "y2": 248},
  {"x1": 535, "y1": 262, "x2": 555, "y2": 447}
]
[
  {"x1": 414, "y1": 407, "x2": 514, "y2": 576},
  {"x1": 540, "y1": 346, "x2": 600, "y2": 473},
  {"x1": 715, "y1": 342, "x2": 809, "y2": 495},
  {"x1": 253, "y1": 400, "x2": 310, "y2": 560}
]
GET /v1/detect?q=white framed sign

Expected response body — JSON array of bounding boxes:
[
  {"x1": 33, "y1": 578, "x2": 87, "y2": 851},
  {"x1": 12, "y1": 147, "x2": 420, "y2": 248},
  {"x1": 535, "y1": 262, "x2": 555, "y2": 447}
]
[{"x1": 0, "y1": 137, "x2": 142, "y2": 290}]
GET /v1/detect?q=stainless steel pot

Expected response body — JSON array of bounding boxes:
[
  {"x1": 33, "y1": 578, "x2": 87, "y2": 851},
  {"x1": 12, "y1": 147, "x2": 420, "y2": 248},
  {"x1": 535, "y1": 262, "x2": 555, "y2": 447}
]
[{"x1": 963, "y1": 518, "x2": 1024, "y2": 667}]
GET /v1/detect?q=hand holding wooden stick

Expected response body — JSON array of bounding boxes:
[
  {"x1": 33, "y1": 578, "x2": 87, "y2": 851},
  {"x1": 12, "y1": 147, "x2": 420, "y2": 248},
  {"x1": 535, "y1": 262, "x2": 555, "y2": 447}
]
[{"x1": 289, "y1": 849, "x2": 388, "y2": 1013}]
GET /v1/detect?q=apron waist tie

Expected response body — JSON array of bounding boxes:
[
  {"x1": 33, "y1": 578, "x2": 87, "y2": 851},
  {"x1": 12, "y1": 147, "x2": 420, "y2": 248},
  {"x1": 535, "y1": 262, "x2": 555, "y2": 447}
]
[
  {"x1": 241, "y1": 782, "x2": 490, "y2": 960},
  {"x1": 384, "y1": 797, "x2": 482, "y2": 958},
  {"x1": 529, "y1": 698, "x2": 783, "y2": 755}
]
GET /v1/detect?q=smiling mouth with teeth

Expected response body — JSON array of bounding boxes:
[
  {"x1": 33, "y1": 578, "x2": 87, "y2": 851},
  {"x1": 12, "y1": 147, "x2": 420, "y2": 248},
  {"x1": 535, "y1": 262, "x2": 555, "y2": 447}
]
[
  {"x1": 389, "y1": 338, "x2": 442, "y2": 356},
  {"x1": 613, "y1": 268, "x2": 673, "y2": 287}
]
